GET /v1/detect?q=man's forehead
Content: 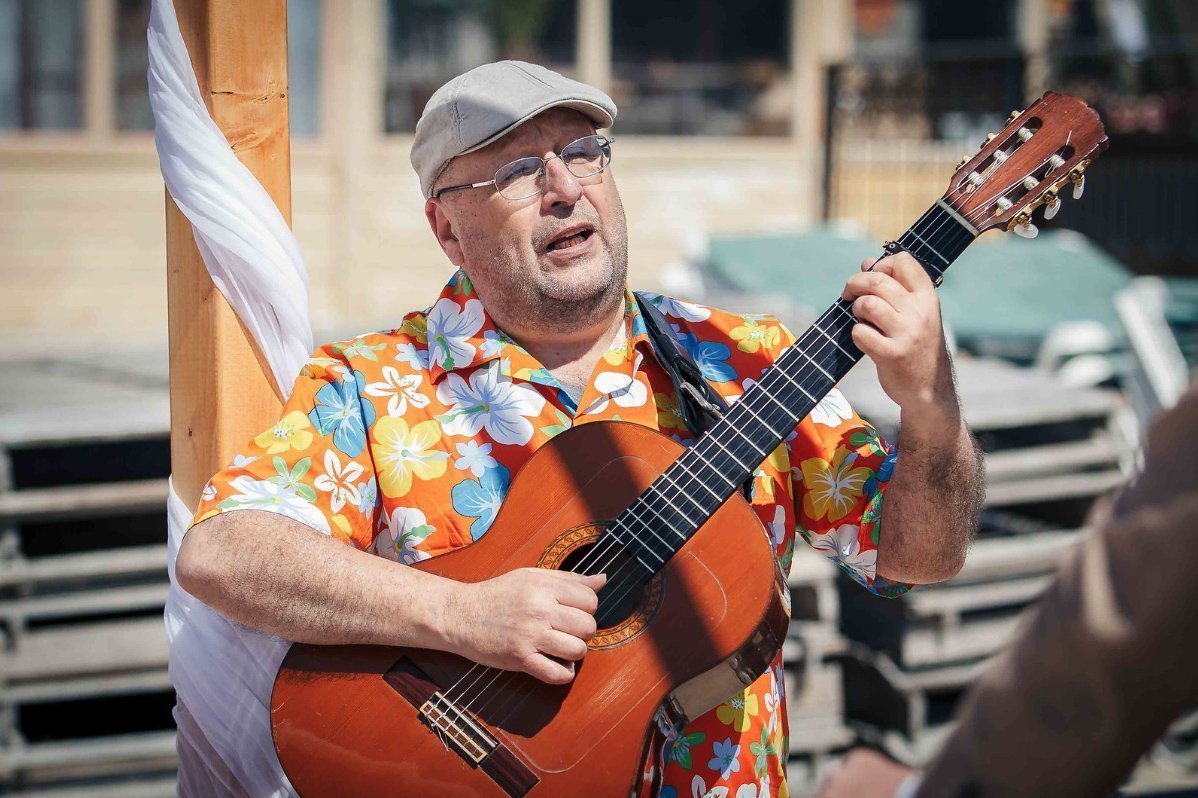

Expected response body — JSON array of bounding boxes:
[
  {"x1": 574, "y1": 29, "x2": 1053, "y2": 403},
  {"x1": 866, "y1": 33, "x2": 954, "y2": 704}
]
[{"x1": 480, "y1": 108, "x2": 595, "y2": 159}]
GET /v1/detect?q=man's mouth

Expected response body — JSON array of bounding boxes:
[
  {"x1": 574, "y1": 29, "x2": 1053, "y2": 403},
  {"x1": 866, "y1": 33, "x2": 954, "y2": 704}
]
[{"x1": 545, "y1": 226, "x2": 595, "y2": 252}]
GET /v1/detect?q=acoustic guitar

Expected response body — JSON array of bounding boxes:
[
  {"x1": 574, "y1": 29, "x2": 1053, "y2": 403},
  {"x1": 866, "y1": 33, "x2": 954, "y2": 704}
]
[{"x1": 270, "y1": 92, "x2": 1108, "y2": 797}]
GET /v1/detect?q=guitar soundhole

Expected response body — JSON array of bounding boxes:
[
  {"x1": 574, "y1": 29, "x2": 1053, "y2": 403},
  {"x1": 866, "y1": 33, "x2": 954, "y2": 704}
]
[
  {"x1": 540, "y1": 522, "x2": 665, "y2": 648},
  {"x1": 559, "y1": 542, "x2": 649, "y2": 628}
]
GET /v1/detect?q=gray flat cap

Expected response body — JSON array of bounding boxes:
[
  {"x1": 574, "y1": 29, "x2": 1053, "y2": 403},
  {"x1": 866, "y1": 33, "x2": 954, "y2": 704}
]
[{"x1": 411, "y1": 61, "x2": 617, "y2": 199}]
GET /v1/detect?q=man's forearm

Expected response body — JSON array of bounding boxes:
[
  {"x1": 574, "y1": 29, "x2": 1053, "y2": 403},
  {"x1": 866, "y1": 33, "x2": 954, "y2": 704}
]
[
  {"x1": 876, "y1": 403, "x2": 983, "y2": 583},
  {"x1": 176, "y1": 510, "x2": 455, "y2": 648}
]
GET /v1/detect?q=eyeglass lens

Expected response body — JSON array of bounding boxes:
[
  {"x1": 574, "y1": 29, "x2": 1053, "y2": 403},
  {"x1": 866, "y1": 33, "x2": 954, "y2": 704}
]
[{"x1": 494, "y1": 136, "x2": 612, "y2": 200}]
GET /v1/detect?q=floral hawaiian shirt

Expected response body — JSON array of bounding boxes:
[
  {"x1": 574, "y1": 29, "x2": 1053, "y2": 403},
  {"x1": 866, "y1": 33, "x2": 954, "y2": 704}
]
[{"x1": 192, "y1": 269, "x2": 906, "y2": 798}]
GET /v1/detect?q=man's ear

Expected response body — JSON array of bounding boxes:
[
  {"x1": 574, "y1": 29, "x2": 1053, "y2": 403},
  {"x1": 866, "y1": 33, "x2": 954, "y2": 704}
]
[{"x1": 425, "y1": 198, "x2": 464, "y2": 267}]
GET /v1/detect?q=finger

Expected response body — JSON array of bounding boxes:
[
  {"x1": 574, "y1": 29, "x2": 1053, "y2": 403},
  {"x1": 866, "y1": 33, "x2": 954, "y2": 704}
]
[
  {"x1": 537, "y1": 629, "x2": 589, "y2": 661},
  {"x1": 851, "y1": 321, "x2": 898, "y2": 360},
  {"x1": 522, "y1": 652, "x2": 576, "y2": 685},
  {"x1": 851, "y1": 294, "x2": 902, "y2": 336},
  {"x1": 841, "y1": 271, "x2": 911, "y2": 308},
  {"x1": 874, "y1": 251, "x2": 933, "y2": 293},
  {"x1": 859, "y1": 256, "x2": 880, "y2": 273},
  {"x1": 552, "y1": 605, "x2": 599, "y2": 641},
  {"x1": 555, "y1": 576, "x2": 603, "y2": 614}
]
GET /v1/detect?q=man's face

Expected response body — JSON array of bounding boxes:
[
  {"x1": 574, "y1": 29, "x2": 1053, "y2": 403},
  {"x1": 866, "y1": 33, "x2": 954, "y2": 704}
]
[{"x1": 426, "y1": 108, "x2": 629, "y2": 334}]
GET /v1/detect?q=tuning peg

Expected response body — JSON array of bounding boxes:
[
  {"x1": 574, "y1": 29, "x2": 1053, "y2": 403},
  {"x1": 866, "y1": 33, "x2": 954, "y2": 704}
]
[
  {"x1": 1071, "y1": 171, "x2": 1086, "y2": 199},
  {"x1": 1011, "y1": 213, "x2": 1039, "y2": 239},
  {"x1": 957, "y1": 155, "x2": 971, "y2": 170},
  {"x1": 982, "y1": 132, "x2": 997, "y2": 148},
  {"x1": 1043, "y1": 190, "x2": 1061, "y2": 220},
  {"x1": 1008, "y1": 109, "x2": 1023, "y2": 124}
]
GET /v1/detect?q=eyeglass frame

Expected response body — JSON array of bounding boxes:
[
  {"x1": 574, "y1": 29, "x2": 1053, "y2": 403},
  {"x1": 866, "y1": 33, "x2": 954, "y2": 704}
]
[{"x1": 432, "y1": 134, "x2": 615, "y2": 201}]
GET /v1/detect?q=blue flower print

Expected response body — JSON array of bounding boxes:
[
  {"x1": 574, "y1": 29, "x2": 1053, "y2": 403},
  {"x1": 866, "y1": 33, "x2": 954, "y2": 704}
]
[
  {"x1": 708, "y1": 737, "x2": 741, "y2": 779},
  {"x1": 864, "y1": 449, "x2": 898, "y2": 496},
  {"x1": 451, "y1": 463, "x2": 511, "y2": 540},
  {"x1": 676, "y1": 332, "x2": 736, "y2": 383},
  {"x1": 308, "y1": 370, "x2": 376, "y2": 458}
]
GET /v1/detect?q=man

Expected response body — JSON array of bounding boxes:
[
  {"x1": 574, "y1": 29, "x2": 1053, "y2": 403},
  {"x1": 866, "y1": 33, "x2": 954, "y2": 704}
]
[
  {"x1": 177, "y1": 61, "x2": 981, "y2": 796},
  {"x1": 820, "y1": 387, "x2": 1198, "y2": 798}
]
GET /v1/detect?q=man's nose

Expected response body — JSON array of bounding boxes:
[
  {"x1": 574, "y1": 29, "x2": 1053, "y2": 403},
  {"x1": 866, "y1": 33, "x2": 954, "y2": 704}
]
[{"x1": 540, "y1": 155, "x2": 583, "y2": 209}]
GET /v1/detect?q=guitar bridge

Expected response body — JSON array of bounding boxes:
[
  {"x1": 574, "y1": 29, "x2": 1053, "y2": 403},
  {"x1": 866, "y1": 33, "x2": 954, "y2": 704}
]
[{"x1": 419, "y1": 691, "x2": 499, "y2": 766}]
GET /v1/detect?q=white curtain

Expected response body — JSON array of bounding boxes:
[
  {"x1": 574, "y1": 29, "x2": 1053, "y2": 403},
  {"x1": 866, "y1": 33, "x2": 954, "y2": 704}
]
[{"x1": 149, "y1": 0, "x2": 311, "y2": 793}]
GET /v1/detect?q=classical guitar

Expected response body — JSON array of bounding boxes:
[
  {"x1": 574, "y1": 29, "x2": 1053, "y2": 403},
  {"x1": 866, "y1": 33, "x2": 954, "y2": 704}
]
[{"x1": 270, "y1": 92, "x2": 1108, "y2": 796}]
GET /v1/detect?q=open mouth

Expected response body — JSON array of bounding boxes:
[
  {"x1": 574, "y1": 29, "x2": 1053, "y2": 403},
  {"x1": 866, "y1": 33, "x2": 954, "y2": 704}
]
[{"x1": 545, "y1": 226, "x2": 595, "y2": 252}]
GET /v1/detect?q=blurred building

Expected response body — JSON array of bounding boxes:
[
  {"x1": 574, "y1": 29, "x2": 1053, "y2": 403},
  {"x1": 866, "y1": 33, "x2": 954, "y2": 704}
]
[{"x1": 2, "y1": 0, "x2": 1194, "y2": 352}]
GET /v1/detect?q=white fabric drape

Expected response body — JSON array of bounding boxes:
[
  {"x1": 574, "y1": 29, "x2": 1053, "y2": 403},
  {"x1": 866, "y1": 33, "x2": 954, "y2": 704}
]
[{"x1": 149, "y1": 0, "x2": 311, "y2": 794}]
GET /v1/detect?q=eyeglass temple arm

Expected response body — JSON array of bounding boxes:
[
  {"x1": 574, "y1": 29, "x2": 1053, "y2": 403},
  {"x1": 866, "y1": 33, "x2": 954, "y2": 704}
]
[{"x1": 433, "y1": 179, "x2": 497, "y2": 199}]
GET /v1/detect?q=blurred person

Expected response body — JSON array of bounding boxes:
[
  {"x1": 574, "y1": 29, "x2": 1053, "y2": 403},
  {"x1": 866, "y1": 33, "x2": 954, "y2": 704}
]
[
  {"x1": 176, "y1": 61, "x2": 982, "y2": 796},
  {"x1": 820, "y1": 386, "x2": 1198, "y2": 798}
]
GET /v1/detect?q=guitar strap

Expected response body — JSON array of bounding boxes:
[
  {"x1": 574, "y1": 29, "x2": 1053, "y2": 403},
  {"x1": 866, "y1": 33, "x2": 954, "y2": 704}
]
[
  {"x1": 633, "y1": 292, "x2": 753, "y2": 500},
  {"x1": 633, "y1": 292, "x2": 730, "y2": 436}
]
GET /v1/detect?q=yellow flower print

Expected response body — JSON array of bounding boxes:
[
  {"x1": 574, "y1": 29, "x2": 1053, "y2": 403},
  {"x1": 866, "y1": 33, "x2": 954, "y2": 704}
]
[
  {"x1": 799, "y1": 447, "x2": 872, "y2": 522},
  {"x1": 729, "y1": 318, "x2": 781, "y2": 354},
  {"x1": 299, "y1": 356, "x2": 339, "y2": 378},
  {"x1": 331, "y1": 513, "x2": 353, "y2": 544},
  {"x1": 253, "y1": 411, "x2": 314, "y2": 454},
  {"x1": 715, "y1": 689, "x2": 760, "y2": 732},
  {"x1": 603, "y1": 337, "x2": 634, "y2": 366},
  {"x1": 400, "y1": 315, "x2": 428, "y2": 344},
  {"x1": 654, "y1": 391, "x2": 687, "y2": 430},
  {"x1": 373, "y1": 417, "x2": 449, "y2": 498}
]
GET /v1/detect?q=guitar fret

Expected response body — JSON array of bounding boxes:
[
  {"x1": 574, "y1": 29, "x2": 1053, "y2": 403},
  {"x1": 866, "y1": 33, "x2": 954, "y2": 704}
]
[
  {"x1": 810, "y1": 321, "x2": 855, "y2": 358},
  {"x1": 672, "y1": 458, "x2": 724, "y2": 500},
  {"x1": 687, "y1": 447, "x2": 736, "y2": 488},
  {"x1": 653, "y1": 468, "x2": 711, "y2": 514},
  {"x1": 904, "y1": 228, "x2": 950, "y2": 267},
  {"x1": 734, "y1": 397, "x2": 786, "y2": 439},
  {"x1": 795, "y1": 347, "x2": 835, "y2": 381}
]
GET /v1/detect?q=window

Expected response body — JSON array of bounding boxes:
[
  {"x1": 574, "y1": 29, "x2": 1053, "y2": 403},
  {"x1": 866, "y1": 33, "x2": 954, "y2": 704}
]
[
  {"x1": 610, "y1": 0, "x2": 790, "y2": 136},
  {"x1": 116, "y1": 0, "x2": 150, "y2": 130},
  {"x1": 115, "y1": 0, "x2": 321, "y2": 136},
  {"x1": 384, "y1": 0, "x2": 577, "y2": 134},
  {"x1": 0, "y1": 0, "x2": 84, "y2": 130}
]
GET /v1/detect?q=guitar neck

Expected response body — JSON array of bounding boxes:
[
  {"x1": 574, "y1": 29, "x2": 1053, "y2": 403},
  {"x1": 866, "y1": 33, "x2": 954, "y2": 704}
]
[{"x1": 613, "y1": 200, "x2": 978, "y2": 573}]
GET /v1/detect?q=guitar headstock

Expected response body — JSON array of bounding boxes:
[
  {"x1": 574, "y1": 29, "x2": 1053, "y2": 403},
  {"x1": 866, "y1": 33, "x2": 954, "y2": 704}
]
[{"x1": 943, "y1": 91, "x2": 1108, "y2": 238}]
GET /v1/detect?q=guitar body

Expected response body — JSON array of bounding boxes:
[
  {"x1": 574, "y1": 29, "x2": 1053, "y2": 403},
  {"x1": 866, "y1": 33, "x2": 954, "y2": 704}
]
[{"x1": 271, "y1": 420, "x2": 791, "y2": 797}]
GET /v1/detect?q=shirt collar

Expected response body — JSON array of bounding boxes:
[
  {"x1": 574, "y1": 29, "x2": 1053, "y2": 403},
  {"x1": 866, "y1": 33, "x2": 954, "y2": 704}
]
[{"x1": 425, "y1": 270, "x2": 654, "y2": 387}]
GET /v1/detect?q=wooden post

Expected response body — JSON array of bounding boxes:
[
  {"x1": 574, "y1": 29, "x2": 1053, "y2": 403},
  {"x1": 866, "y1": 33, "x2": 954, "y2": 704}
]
[
  {"x1": 166, "y1": 0, "x2": 292, "y2": 509},
  {"x1": 577, "y1": 0, "x2": 611, "y2": 93}
]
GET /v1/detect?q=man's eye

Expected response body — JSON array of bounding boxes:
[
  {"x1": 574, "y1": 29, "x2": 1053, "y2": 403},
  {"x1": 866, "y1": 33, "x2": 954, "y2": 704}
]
[{"x1": 501, "y1": 160, "x2": 541, "y2": 181}]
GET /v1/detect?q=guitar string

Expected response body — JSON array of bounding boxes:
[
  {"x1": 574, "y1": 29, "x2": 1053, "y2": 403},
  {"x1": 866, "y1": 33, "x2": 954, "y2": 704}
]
[
  {"x1": 449, "y1": 154, "x2": 1059, "y2": 727},
  {"x1": 441, "y1": 151, "x2": 1064, "y2": 726},
  {"x1": 445, "y1": 153, "x2": 1055, "y2": 725}
]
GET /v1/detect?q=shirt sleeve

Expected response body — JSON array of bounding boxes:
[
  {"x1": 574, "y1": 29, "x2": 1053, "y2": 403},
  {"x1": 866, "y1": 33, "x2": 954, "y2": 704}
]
[
  {"x1": 777, "y1": 323, "x2": 911, "y2": 598},
  {"x1": 189, "y1": 344, "x2": 381, "y2": 550}
]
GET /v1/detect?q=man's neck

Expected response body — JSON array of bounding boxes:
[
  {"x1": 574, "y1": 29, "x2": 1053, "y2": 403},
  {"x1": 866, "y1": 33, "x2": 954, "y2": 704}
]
[{"x1": 492, "y1": 300, "x2": 626, "y2": 396}]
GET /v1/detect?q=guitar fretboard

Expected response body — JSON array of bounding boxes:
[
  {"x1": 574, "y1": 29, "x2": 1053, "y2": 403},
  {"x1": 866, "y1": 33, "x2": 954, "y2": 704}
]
[{"x1": 610, "y1": 200, "x2": 977, "y2": 575}]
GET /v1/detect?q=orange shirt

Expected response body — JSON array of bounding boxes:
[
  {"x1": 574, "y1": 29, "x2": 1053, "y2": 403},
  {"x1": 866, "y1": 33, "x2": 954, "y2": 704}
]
[{"x1": 192, "y1": 270, "x2": 905, "y2": 797}]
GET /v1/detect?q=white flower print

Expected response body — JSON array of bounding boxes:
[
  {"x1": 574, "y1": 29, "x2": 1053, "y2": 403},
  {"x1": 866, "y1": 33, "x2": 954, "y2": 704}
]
[
  {"x1": 395, "y1": 341, "x2": 430, "y2": 371},
  {"x1": 223, "y1": 476, "x2": 330, "y2": 534},
  {"x1": 691, "y1": 775, "x2": 730, "y2": 798},
  {"x1": 735, "y1": 785, "x2": 758, "y2": 798},
  {"x1": 584, "y1": 371, "x2": 649, "y2": 415},
  {"x1": 480, "y1": 329, "x2": 507, "y2": 358},
  {"x1": 374, "y1": 506, "x2": 435, "y2": 564},
  {"x1": 454, "y1": 440, "x2": 498, "y2": 477},
  {"x1": 767, "y1": 505, "x2": 786, "y2": 550},
  {"x1": 646, "y1": 291, "x2": 713, "y2": 322},
  {"x1": 232, "y1": 453, "x2": 259, "y2": 468},
  {"x1": 426, "y1": 297, "x2": 484, "y2": 371},
  {"x1": 201, "y1": 481, "x2": 217, "y2": 502},
  {"x1": 365, "y1": 366, "x2": 430, "y2": 418},
  {"x1": 313, "y1": 449, "x2": 364, "y2": 513},
  {"x1": 809, "y1": 387, "x2": 853, "y2": 428},
  {"x1": 436, "y1": 362, "x2": 546, "y2": 445},
  {"x1": 809, "y1": 523, "x2": 877, "y2": 579}
]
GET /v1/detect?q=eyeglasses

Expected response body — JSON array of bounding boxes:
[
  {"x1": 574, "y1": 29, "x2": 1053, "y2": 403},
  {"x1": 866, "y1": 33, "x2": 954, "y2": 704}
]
[{"x1": 433, "y1": 134, "x2": 615, "y2": 201}]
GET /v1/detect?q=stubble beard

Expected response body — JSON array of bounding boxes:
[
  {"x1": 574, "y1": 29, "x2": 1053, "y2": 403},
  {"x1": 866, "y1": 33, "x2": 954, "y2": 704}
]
[{"x1": 463, "y1": 205, "x2": 630, "y2": 336}]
